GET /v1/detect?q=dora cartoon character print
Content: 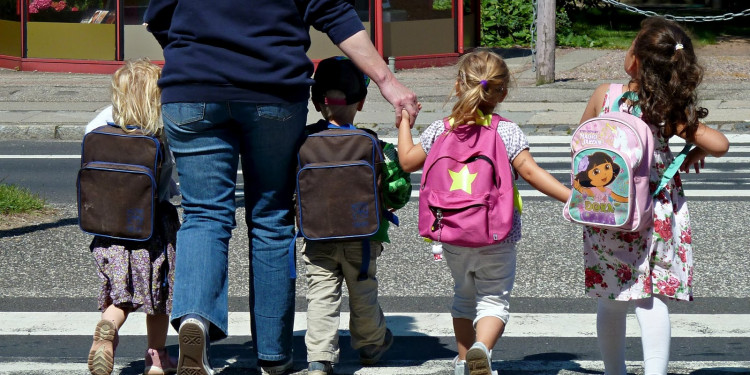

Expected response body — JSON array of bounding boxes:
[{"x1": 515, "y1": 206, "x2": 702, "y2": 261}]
[
  {"x1": 572, "y1": 152, "x2": 628, "y2": 225},
  {"x1": 564, "y1": 84, "x2": 656, "y2": 232}
]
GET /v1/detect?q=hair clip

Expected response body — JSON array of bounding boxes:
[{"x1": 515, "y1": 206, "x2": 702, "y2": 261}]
[
  {"x1": 675, "y1": 43, "x2": 684, "y2": 51},
  {"x1": 480, "y1": 80, "x2": 488, "y2": 88}
]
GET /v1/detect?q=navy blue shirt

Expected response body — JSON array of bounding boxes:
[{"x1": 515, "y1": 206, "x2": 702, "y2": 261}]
[{"x1": 144, "y1": 0, "x2": 364, "y2": 104}]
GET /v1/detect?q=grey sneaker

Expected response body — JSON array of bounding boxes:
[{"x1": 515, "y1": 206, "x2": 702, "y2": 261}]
[
  {"x1": 465, "y1": 342, "x2": 492, "y2": 375},
  {"x1": 307, "y1": 361, "x2": 333, "y2": 375},
  {"x1": 359, "y1": 328, "x2": 393, "y2": 366},
  {"x1": 258, "y1": 358, "x2": 293, "y2": 375},
  {"x1": 177, "y1": 318, "x2": 214, "y2": 375}
]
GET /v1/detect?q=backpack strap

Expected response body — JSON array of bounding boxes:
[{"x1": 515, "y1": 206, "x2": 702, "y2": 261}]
[
  {"x1": 489, "y1": 114, "x2": 524, "y2": 214},
  {"x1": 607, "y1": 84, "x2": 624, "y2": 112},
  {"x1": 653, "y1": 143, "x2": 693, "y2": 197}
]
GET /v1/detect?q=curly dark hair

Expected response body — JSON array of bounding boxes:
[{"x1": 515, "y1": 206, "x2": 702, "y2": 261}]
[
  {"x1": 630, "y1": 17, "x2": 708, "y2": 141},
  {"x1": 575, "y1": 152, "x2": 621, "y2": 188}
]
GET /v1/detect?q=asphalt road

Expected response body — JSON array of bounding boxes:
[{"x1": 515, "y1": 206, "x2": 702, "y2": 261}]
[{"x1": 0, "y1": 137, "x2": 748, "y2": 374}]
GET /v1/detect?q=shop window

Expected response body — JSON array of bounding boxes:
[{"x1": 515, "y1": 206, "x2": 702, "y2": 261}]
[
  {"x1": 26, "y1": 0, "x2": 116, "y2": 59},
  {"x1": 27, "y1": 0, "x2": 115, "y2": 23},
  {"x1": 0, "y1": 0, "x2": 21, "y2": 56},
  {"x1": 383, "y1": 0, "x2": 456, "y2": 56}
]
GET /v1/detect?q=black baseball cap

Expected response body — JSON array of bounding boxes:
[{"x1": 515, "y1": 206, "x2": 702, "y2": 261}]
[{"x1": 311, "y1": 56, "x2": 369, "y2": 106}]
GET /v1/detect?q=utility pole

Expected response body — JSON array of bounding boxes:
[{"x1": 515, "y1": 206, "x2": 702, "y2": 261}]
[{"x1": 535, "y1": 0, "x2": 556, "y2": 85}]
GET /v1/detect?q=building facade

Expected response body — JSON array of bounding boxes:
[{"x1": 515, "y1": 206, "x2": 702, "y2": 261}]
[{"x1": 0, "y1": 0, "x2": 479, "y2": 73}]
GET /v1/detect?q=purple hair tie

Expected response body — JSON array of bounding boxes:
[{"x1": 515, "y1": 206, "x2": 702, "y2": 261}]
[{"x1": 480, "y1": 80, "x2": 488, "y2": 88}]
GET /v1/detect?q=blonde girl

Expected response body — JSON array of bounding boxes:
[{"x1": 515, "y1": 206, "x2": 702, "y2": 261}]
[
  {"x1": 87, "y1": 59, "x2": 179, "y2": 375},
  {"x1": 397, "y1": 49, "x2": 570, "y2": 375}
]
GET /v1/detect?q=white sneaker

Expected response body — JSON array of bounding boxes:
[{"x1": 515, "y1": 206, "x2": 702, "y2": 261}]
[
  {"x1": 177, "y1": 317, "x2": 214, "y2": 375},
  {"x1": 465, "y1": 342, "x2": 493, "y2": 375},
  {"x1": 452, "y1": 355, "x2": 467, "y2": 375}
]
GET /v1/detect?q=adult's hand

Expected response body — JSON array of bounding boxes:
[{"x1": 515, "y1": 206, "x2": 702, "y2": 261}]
[
  {"x1": 338, "y1": 30, "x2": 419, "y2": 126},
  {"x1": 378, "y1": 74, "x2": 419, "y2": 127}
]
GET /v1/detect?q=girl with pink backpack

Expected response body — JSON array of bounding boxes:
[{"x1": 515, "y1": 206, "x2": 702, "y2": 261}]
[
  {"x1": 577, "y1": 18, "x2": 729, "y2": 375},
  {"x1": 396, "y1": 49, "x2": 570, "y2": 375}
]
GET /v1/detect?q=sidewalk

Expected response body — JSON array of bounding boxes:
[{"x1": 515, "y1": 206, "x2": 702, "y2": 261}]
[{"x1": 1, "y1": 46, "x2": 749, "y2": 141}]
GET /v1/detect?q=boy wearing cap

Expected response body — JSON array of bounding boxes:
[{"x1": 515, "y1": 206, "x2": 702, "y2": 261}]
[{"x1": 301, "y1": 56, "x2": 411, "y2": 375}]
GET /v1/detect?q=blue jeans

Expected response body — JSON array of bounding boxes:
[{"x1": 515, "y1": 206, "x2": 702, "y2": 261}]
[{"x1": 162, "y1": 101, "x2": 307, "y2": 362}]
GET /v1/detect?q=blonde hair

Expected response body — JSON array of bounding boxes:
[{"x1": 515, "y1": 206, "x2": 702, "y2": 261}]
[
  {"x1": 111, "y1": 58, "x2": 163, "y2": 136},
  {"x1": 450, "y1": 49, "x2": 510, "y2": 128}
]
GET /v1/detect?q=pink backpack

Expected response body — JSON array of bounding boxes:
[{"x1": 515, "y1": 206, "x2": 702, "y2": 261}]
[
  {"x1": 563, "y1": 84, "x2": 655, "y2": 232},
  {"x1": 418, "y1": 114, "x2": 515, "y2": 247}
]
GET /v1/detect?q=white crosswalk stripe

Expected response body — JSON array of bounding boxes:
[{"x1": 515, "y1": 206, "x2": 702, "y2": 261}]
[{"x1": 4, "y1": 312, "x2": 750, "y2": 338}]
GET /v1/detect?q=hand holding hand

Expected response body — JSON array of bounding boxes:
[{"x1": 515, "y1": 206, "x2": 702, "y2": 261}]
[{"x1": 378, "y1": 76, "x2": 419, "y2": 127}]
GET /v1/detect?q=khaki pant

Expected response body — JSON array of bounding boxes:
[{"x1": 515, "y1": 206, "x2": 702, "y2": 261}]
[{"x1": 302, "y1": 240, "x2": 387, "y2": 363}]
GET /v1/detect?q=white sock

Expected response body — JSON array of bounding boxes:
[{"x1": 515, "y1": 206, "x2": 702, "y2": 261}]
[
  {"x1": 182, "y1": 313, "x2": 209, "y2": 334},
  {"x1": 635, "y1": 295, "x2": 670, "y2": 375},
  {"x1": 597, "y1": 298, "x2": 628, "y2": 375}
]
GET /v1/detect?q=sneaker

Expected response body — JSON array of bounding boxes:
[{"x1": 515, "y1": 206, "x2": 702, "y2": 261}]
[
  {"x1": 88, "y1": 319, "x2": 118, "y2": 375},
  {"x1": 177, "y1": 317, "x2": 214, "y2": 375},
  {"x1": 359, "y1": 328, "x2": 393, "y2": 366},
  {"x1": 144, "y1": 348, "x2": 178, "y2": 375},
  {"x1": 465, "y1": 342, "x2": 492, "y2": 375},
  {"x1": 452, "y1": 355, "x2": 467, "y2": 375},
  {"x1": 307, "y1": 361, "x2": 333, "y2": 375},
  {"x1": 258, "y1": 358, "x2": 293, "y2": 375}
]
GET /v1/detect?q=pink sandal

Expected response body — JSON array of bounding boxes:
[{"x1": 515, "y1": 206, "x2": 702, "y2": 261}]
[
  {"x1": 144, "y1": 347, "x2": 178, "y2": 375},
  {"x1": 87, "y1": 319, "x2": 119, "y2": 375}
]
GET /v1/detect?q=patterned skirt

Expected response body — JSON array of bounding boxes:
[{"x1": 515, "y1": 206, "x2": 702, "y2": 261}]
[{"x1": 90, "y1": 201, "x2": 179, "y2": 315}]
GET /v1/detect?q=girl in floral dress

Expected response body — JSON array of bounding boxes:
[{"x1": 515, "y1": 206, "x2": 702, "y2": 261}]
[
  {"x1": 86, "y1": 59, "x2": 179, "y2": 375},
  {"x1": 577, "y1": 18, "x2": 729, "y2": 375}
]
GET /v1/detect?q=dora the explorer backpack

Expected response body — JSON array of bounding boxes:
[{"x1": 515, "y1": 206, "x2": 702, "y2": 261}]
[
  {"x1": 418, "y1": 114, "x2": 514, "y2": 247},
  {"x1": 77, "y1": 123, "x2": 164, "y2": 241},
  {"x1": 563, "y1": 83, "x2": 691, "y2": 232}
]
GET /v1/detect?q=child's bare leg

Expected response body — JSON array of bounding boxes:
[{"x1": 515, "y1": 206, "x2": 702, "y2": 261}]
[
  {"x1": 452, "y1": 317, "x2": 475, "y2": 360},
  {"x1": 146, "y1": 313, "x2": 170, "y2": 349},
  {"x1": 475, "y1": 316, "x2": 505, "y2": 350},
  {"x1": 101, "y1": 305, "x2": 128, "y2": 329}
]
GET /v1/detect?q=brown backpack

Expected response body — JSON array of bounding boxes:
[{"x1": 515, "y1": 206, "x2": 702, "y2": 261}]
[
  {"x1": 295, "y1": 122, "x2": 385, "y2": 241},
  {"x1": 77, "y1": 124, "x2": 164, "y2": 241}
]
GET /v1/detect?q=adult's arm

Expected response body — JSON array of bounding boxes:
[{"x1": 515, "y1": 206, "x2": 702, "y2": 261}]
[
  {"x1": 338, "y1": 30, "x2": 419, "y2": 126},
  {"x1": 143, "y1": 0, "x2": 177, "y2": 48}
]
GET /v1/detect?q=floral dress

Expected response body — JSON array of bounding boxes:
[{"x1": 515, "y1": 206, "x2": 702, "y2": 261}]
[
  {"x1": 91, "y1": 200, "x2": 179, "y2": 314},
  {"x1": 582, "y1": 85, "x2": 693, "y2": 302}
]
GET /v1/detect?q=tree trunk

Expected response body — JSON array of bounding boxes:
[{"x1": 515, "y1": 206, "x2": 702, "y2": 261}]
[{"x1": 535, "y1": 0, "x2": 556, "y2": 85}]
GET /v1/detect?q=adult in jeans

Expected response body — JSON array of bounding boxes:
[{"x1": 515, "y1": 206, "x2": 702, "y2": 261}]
[{"x1": 144, "y1": 0, "x2": 418, "y2": 374}]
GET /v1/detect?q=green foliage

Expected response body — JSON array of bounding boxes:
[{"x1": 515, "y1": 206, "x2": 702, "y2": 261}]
[
  {"x1": 0, "y1": 183, "x2": 46, "y2": 214},
  {"x1": 480, "y1": 0, "x2": 581, "y2": 48},
  {"x1": 480, "y1": 1, "x2": 750, "y2": 49}
]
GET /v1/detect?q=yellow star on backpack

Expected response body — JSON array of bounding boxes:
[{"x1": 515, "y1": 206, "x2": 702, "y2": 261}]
[{"x1": 448, "y1": 165, "x2": 477, "y2": 193}]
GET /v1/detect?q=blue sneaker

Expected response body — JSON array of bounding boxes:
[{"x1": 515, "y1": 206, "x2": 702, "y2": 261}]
[{"x1": 307, "y1": 361, "x2": 333, "y2": 375}]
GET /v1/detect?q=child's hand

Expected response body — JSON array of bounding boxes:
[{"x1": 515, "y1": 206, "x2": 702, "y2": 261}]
[
  {"x1": 397, "y1": 109, "x2": 411, "y2": 129},
  {"x1": 680, "y1": 148, "x2": 707, "y2": 174}
]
